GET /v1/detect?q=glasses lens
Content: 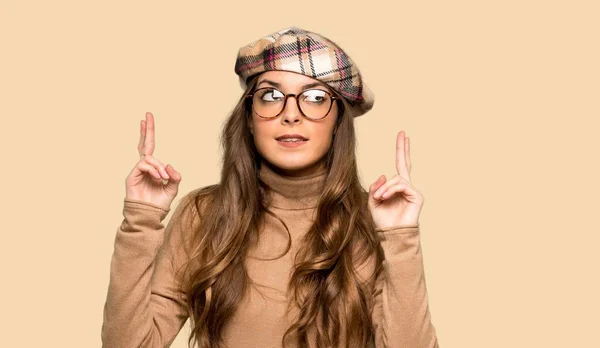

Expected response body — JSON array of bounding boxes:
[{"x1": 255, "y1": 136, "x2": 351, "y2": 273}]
[
  {"x1": 252, "y1": 88, "x2": 332, "y2": 119},
  {"x1": 253, "y1": 88, "x2": 285, "y2": 118},
  {"x1": 299, "y1": 89, "x2": 332, "y2": 120}
]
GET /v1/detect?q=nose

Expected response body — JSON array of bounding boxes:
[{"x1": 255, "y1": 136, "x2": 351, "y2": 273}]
[{"x1": 280, "y1": 95, "x2": 302, "y2": 124}]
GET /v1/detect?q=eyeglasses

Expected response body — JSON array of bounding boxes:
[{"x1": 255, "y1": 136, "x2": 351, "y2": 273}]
[{"x1": 246, "y1": 87, "x2": 338, "y2": 120}]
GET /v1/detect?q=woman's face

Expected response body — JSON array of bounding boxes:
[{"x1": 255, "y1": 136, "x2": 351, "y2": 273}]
[{"x1": 247, "y1": 70, "x2": 339, "y2": 177}]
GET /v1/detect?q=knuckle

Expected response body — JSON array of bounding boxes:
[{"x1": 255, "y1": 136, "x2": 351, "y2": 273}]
[{"x1": 144, "y1": 155, "x2": 156, "y2": 164}]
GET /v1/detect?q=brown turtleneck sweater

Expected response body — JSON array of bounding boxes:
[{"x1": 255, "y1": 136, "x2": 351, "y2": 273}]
[{"x1": 101, "y1": 163, "x2": 439, "y2": 347}]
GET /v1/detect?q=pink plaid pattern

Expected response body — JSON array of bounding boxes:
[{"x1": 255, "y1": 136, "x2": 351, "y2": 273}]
[{"x1": 234, "y1": 27, "x2": 374, "y2": 118}]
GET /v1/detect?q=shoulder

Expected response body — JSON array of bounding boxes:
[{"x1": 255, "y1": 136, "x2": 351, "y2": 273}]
[
  {"x1": 167, "y1": 184, "x2": 218, "y2": 240},
  {"x1": 173, "y1": 184, "x2": 218, "y2": 219},
  {"x1": 164, "y1": 184, "x2": 218, "y2": 267}
]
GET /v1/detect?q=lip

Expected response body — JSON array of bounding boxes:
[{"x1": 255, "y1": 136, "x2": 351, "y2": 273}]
[
  {"x1": 276, "y1": 138, "x2": 308, "y2": 148},
  {"x1": 275, "y1": 133, "x2": 308, "y2": 140}
]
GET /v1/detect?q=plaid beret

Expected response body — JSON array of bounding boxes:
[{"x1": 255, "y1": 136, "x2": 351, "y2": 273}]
[{"x1": 234, "y1": 27, "x2": 374, "y2": 118}]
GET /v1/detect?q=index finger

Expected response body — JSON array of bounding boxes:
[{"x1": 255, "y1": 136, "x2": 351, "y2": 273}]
[
  {"x1": 143, "y1": 112, "x2": 156, "y2": 156},
  {"x1": 395, "y1": 131, "x2": 411, "y2": 182}
]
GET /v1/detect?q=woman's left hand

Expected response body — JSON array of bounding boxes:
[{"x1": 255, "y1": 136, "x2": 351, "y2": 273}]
[{"x1": 368, "y1": 131, "x2": 424, "y2": 229}]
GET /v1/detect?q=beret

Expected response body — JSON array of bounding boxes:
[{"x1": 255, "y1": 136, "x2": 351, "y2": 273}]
[{"x1": 234, "y1": 27, "x2": 374, "y2": 118}]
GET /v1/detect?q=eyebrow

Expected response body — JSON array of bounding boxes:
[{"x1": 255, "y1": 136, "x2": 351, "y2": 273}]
[{"x1": 256, "y1": 79, "x2": 327, "y2": 90}]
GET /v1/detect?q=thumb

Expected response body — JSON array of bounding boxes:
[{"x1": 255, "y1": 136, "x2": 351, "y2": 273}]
[{"x1": 164, "y1": 164, "x2": 182, "y2": 191}]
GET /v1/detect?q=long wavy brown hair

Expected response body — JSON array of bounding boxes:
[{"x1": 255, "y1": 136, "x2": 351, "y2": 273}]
[{"x1": 170, "y1": 73, "x2": 385, "y2": 348}]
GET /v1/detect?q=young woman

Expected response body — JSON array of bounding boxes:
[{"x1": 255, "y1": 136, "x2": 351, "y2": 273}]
[{"x1": 101, "y1": 27, "x2": 439, "y2": 348}]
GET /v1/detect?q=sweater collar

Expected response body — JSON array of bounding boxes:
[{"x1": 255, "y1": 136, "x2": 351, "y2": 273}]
[{"x1": 258, "y1": 161, "x2": 328, "y2": 210}]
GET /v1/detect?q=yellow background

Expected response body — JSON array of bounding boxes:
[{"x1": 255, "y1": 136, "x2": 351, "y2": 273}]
[{"x1": 1, "y1": 0, "x2": 598, "y2": 347}]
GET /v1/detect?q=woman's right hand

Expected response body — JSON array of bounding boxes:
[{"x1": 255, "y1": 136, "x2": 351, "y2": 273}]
[{"x1": 125, "y1": 112, "x2": 182, "y2": 210}]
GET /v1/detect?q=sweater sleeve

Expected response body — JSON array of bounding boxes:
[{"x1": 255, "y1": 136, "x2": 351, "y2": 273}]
[
  {"x1": 371, "y1": 223, "x2": 439, "y2": 348},
  {"x1": 101, "y1": 192, "x2": 199, "y2": 348}
]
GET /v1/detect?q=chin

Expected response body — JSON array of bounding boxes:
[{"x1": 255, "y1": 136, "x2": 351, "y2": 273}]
[
  {"x1": 266, "y1": 153, "x2": 328, "y2": 175},
  {"x1": 270, "y1": 157, "x2": 311, "y2": 170}
]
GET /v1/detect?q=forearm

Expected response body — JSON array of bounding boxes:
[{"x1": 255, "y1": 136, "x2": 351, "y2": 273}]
[
  {"x1": 101, "y1": 199, "x2": 188, "y2": 348},
  {"x1": 373, "y1": 224, "x2": 439, "y2": 348}
]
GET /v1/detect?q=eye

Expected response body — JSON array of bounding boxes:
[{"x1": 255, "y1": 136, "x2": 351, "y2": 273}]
[
  {"x1": 302, "y1": 89, "x2": 329, "y2": 103},
  {"x1": 259, "y1": 89, "x2": 284, "y2": 102}
]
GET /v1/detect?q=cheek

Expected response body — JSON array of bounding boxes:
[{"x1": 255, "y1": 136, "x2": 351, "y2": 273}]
[
  {"x1": 251, "y1": 124, "x2": 275, "y2": 154},
  {"x1": 305, "y1": 127, "x2": 335, "y2": 157}
]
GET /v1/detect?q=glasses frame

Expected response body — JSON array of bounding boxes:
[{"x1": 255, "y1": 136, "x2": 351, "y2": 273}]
[{"x1": 246, "y1": 86, "x2": 339, "y2": 120}]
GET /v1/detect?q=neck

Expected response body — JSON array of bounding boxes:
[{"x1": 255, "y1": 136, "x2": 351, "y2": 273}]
[
  {"x1": 258, "y1": 160, "x2": 328, "y2": 210},
  {"x1": 262, "y1": 159, "x2": 327, "y2": 177}
]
